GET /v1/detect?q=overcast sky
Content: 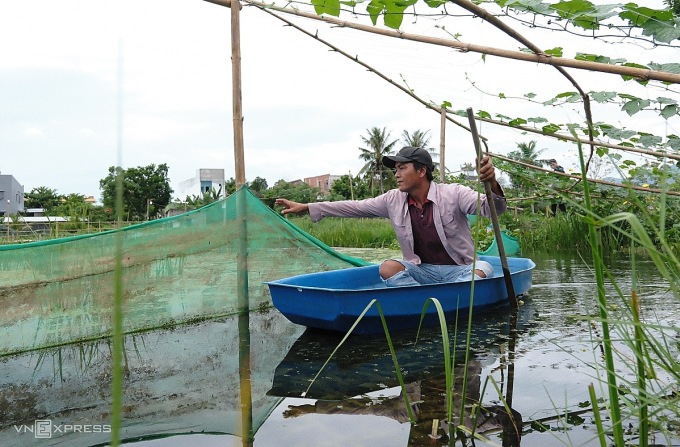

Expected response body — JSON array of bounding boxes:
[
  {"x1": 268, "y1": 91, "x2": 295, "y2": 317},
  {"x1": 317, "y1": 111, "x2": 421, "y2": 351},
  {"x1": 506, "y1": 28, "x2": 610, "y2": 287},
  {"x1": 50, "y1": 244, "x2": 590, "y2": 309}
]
[{"x1": 1, "y1": 0, "x2": 677, "y2": 200}]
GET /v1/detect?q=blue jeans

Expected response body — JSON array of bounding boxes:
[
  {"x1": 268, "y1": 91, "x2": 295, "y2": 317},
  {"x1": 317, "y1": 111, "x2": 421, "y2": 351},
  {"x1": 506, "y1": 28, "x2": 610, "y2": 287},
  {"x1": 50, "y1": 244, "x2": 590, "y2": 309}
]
[{"x1": 383, "y1": 260, "x2": 494, "y2": 287}]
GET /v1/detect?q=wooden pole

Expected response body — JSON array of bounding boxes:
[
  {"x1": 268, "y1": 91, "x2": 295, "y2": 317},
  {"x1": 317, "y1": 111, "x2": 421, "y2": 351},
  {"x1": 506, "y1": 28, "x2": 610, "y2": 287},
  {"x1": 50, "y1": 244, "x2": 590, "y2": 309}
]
[
  {"x1": 230, "y1": 2, "x2": 253, "y2": 445},
  {"x1": 439, "y1": 108, "x2": 446, "y2": 184},
  {"x1": 231, "y1": 0, "x2": 246, "y2": 186},
  {"x1": 466, "y1": 107, "x2": 517, "y2": 309}
]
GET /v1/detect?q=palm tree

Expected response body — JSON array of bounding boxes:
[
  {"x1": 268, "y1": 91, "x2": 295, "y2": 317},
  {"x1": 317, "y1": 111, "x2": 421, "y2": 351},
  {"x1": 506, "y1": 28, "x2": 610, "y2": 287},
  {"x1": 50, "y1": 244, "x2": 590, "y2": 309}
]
[
  {"x1": 507, "y1": 140, "x2": 545, "y2": 166},
  {"x1": 506, "y1": 140, "x2": 546, "y2": 212},
  {"x1": 358, "y1": 127, "x2": 398, "y2": 195},
  {"x1": 506, "y1": 140, "x2": 545, "y2": 188},
  {"x1": 401, "y1": 129, "x2": 440, "y2": 172}
]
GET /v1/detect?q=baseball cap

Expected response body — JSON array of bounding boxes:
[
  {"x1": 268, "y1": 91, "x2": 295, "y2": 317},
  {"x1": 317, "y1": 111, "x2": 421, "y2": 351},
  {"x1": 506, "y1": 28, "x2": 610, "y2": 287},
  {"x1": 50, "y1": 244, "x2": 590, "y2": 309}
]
[{"x1": 383, "y1": 146, "x2": 434, "y2": 171}]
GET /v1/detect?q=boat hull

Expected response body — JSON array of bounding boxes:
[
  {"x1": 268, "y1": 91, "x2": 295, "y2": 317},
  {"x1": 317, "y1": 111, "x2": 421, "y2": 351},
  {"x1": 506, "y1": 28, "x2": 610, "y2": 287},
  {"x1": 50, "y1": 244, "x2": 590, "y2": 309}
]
[{"x1": 266, "y1": 255, "x2": 535, "y2": 334}]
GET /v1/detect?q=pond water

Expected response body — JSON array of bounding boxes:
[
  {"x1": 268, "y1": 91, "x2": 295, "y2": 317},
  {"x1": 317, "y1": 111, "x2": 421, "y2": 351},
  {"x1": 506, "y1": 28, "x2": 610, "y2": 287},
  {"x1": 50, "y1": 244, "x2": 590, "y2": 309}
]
[{"x1": 1, "y1": 250, "x2": 678, "y2": 446}]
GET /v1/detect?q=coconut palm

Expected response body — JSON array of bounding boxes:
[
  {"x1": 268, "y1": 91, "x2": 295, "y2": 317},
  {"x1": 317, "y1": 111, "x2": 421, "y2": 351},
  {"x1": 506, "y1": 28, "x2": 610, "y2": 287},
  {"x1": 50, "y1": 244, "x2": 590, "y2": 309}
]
[
  {"x1": 402, "y1": 129, "x2": 440, "y2": 172},
  {"x1": 358, "y1": 127, "x2": 398, "y2": 195},
  {"x1": 506, "y1": 140, "x2": 545, "y2": 190}
]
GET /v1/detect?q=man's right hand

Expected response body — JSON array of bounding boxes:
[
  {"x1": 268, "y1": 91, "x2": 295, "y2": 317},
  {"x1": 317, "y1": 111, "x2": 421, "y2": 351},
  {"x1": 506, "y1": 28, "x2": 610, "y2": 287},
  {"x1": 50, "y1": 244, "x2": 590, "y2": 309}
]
[{"x1": 275, "y1": 198, "x2": 309, "y2": 216}]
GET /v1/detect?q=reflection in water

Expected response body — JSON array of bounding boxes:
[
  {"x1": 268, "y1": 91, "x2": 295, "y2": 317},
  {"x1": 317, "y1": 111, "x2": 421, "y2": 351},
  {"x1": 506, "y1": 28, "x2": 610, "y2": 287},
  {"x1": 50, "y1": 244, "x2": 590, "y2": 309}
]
[
  {"x1": 269, "y1": 304, "x2": 534, "y2": 446},
  {"x1": 0, "y1": 311, "x2": 303, "y2": 447}
]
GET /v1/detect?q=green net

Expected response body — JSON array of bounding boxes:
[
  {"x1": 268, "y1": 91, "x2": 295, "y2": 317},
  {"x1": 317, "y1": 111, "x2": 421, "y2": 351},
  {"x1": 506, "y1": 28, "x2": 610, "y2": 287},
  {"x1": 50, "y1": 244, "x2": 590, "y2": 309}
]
[{"x1": 0, "y1": 186, "x2": 370, "y2": 357}]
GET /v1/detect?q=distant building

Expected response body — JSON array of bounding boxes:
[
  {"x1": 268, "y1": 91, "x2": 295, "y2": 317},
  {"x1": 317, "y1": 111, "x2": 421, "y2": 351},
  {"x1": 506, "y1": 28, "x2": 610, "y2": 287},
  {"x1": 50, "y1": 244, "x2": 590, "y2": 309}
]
[
  {"x1": 0, "y1": 174, "x2": 25, "y2": 215},
  {"x1": 176, "y1": 169, "x2": 226, "y2": 199},
  {"x1": 303, "y1": 174, "x2": 341, "y2": 194}
]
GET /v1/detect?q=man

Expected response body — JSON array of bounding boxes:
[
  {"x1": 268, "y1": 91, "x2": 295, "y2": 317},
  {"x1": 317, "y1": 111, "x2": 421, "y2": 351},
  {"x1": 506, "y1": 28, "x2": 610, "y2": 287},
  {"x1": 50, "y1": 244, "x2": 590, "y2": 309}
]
[
  {"x1": 548, "y1": 158, "x2": 565, "y2": 173},
  {"x1": 275, "y1": 146, "x2": 506, "y2": 287},
  {"x1": 548, "y1": 158, "x2": 567, "y2": 214}
]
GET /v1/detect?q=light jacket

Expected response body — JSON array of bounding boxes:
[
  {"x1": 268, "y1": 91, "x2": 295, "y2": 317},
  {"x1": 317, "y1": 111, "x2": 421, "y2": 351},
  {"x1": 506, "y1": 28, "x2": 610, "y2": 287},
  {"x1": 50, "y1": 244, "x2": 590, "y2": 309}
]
[{"x1": 308, "y1": 182, "x2": 506, "y2": 266}]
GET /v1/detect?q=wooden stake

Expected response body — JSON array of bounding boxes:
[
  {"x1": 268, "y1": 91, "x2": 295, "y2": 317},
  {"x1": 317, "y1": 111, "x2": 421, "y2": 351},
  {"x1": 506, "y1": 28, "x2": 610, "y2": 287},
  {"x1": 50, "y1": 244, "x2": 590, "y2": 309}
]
[{"x1": 231, "y1": 0, "x2": 246, "y2": 186}]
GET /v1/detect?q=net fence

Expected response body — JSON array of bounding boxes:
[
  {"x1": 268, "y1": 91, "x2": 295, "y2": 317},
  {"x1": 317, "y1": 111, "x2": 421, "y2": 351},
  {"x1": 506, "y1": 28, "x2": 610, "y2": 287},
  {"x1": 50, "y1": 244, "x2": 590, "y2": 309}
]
[{"x1": 0, "y1": 186, "x2": 369, "y2": 356}]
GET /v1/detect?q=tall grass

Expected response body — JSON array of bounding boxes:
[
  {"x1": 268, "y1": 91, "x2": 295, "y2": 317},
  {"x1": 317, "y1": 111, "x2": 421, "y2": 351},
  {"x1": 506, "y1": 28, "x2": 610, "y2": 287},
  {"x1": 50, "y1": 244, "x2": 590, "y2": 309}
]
[
  {"x1": 569, "y1": 129, "x2": 680, "y2": 446},
  {"x1": 288, "y1": 216, "x2": 399, "y2": 249}
]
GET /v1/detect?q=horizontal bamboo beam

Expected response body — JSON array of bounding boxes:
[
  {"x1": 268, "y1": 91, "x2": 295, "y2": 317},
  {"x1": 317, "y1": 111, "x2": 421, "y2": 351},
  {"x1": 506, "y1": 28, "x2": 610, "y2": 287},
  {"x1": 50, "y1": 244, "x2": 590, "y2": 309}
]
[{"x1": 213, "y1": 0, "x2": 680, "y2": 84}]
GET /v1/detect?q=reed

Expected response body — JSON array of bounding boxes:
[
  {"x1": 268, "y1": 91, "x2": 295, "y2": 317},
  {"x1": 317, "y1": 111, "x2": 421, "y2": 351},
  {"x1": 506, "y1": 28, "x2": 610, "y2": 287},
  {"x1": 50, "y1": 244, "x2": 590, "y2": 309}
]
[{"x1": 569, "y1": 128, "x2": 680, "y2": 446}]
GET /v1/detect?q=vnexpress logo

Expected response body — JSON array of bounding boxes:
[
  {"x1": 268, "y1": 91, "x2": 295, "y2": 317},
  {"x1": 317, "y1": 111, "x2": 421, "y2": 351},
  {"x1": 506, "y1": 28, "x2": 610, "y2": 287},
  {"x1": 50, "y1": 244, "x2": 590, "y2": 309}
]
[{"x1": 14, "y1": 419, "x2": 111, "y2": 438}]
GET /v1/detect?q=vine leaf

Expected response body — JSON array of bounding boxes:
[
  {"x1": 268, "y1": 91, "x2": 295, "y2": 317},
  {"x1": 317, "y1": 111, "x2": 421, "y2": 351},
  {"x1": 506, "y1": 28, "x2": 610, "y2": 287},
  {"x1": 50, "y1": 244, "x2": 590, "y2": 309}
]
[
  {"x1": 622, "y1": 98, "x2": 650, "y2": 116},
  {"x1": 312, "y1": 0, "x2": 341, "y2": 16},
  {"x1": 545, "y1": 47, "x2": 563, "y2": 57},
  {"x1": 590, "y1": 91, "x2": 617, "y2": 103},
  {"x1": 661, "y1": 104, "x2": 679, "y2": 119}
]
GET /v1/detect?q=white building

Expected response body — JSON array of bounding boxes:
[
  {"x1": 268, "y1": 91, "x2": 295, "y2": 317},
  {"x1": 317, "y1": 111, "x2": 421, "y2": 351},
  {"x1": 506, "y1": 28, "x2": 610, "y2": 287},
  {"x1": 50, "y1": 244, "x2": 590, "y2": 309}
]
[
  {"x1": 0, "y1": 174, "x2": 25, "y2": 215},
  {"x1": 176, "y1": 169, "x2": 226, "y2": 200}
]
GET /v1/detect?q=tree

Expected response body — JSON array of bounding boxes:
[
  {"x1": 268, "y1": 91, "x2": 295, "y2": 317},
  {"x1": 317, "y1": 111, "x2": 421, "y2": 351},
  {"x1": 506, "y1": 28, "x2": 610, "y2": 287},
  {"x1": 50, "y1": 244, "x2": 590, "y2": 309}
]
[
  {"x1": 329, "y1": 174, "x2": 371, "y2": 200},
  {"x1": 506, "y1": 141, "x2": 546, "y2": 190},
  {"x1": 25, "y1": 187, "x2": 60, "y2": 212},
  {"x1": 249, "y1": 176, "x2": 269, "y2": 196},
  {"x1": 264, "y1": 180, "x2": 321, "y2": 206},
  {"x1": 401, "y1": 128, "x2": 440, "y2": 173},
  {"x1": 358, "y1": 127, "x2": 398, "y2": 195},
  {"x1": 99, "y1": 163, "x2": 173, "y2": 221}
]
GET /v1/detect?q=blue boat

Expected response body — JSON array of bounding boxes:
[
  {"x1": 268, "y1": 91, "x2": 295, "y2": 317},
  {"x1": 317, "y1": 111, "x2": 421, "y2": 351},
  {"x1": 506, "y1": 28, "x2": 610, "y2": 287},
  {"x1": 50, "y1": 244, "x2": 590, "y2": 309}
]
[{"x1": 266, "y1": 255, "x2": 536, "y2": 334}]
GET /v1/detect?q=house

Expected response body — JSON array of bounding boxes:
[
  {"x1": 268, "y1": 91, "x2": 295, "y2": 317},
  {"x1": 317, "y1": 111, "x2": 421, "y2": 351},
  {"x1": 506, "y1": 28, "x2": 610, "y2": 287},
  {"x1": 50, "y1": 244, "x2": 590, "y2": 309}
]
[
  {"x1": 176, "y1": 169, "x2": 226, "y2": 199},
  {"x1": 303, "y1": 174, "x2": 341, "y2": 194},
  {"x1": 0, "y1": 174, "x2": 25, "y2": 215}
]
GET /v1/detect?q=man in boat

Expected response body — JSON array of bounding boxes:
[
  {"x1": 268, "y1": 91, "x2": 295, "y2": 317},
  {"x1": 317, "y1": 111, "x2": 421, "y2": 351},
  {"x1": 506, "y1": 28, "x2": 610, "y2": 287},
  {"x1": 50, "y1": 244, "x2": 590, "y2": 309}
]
[{"x1": 275, "y1": 146, "x2": 506, "y2": 286}]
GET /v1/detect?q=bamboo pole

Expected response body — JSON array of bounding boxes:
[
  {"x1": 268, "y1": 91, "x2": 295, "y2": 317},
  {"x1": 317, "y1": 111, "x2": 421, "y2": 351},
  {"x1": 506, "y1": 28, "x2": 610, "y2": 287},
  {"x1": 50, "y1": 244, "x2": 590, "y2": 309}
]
[
  {"x1": 231, "y1": 0, "x2": 246, "y2": 186},
  {"x1": 466, "y1": 107, "x2": 517, "y2": 309},
  {"x1": 229, "y1": 1, "x2": 253, "y2": 445},
  {"x1": 224, "y1": 0, "x2": 680, "y2": 84},
  {"x1": 440, "y1": 108, "x2": 446, "y2": 184},
  {"x1": 490, "y1": 151, "x2": 680, "y2": 197}
]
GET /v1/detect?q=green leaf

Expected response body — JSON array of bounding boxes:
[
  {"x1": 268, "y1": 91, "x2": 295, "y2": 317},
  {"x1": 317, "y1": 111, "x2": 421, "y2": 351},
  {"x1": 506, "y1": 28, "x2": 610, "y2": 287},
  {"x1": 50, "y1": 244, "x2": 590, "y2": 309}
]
[
  {"x1": 545, "y1": 47, "x2": 563, "y2": 57},
  {"x1": 661, "y1": 105, "x2": 678, "y2": 119},
  {"x1": 509, "y1": 117, "x2": 528, "y2": 127},
  {"x1": 312, "y1": 0, "x2": 341, "y2": 16},
  {"x1": 648, "y1": 63, "x2": 680, "y2": 74},
  {"x1": 621, "y1": 98, "x2": 650, "y2": 116},
  {"x1": 637, "y1": 133, "x2": 662, "y2": 147},
  {"x1": 640, "y1": 19, "x2": 680, "y2": 43},
  {"x1": 667, "y1": 135, "x2": 680, "y2": 150},
  {"x1": 495, "y1": 113, "x2": 512, "y2": 122},
  {"x1": 528, "y1": 116, "x2": 548, "y2": 123},
  {"x1": 499, "y1": 92, "x2": 507, "y2": 99},
  {"x1": 596, "y1": 146, "x2": 609, "y2": 157},
  {"x1": 552, "y1": 0, "x2": 596, "y2": 20},
  {"x1": 619, "y1": 6, "x2": 672, "y2": 27},
  {"x1": 366, "y1": 0, "x2": 383, "y2": 25},
  {"x1": 499, "y1": 0, "x2": 553, "y2": 14},
  {"x1": 542, "y1": 123, "x2": 561, "y2": 134},
  {"x1": 441, "y1": 100, "x2": 452, "y2": 108},
  {"x1": 477, "y1": 110, "x2": 492, "y2": 119},
  {"x1": 423, "y1": 0, "x2": 447, "y2": 7},
  {"x1": 590, "y1": 91, "x2": 617, "y2": 103},
  {"x1": 656, "y1": 96, "x2": 678, "y2": 105},
  {"x1": 524, "y1": 92, "x2": 537, "y2": 99}
]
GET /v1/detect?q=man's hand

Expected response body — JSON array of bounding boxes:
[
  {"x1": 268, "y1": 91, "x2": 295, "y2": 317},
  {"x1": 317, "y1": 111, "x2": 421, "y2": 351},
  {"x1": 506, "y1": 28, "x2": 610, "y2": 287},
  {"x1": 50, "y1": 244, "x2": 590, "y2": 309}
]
[
  {"x1": 477, "y1": 155, "x2": 504, "y2": 196},
  {"x1": 477, "y1": 155, "x2": 495, "y2": 183},
  {"x1": 275, "y1": 198, "x2": 309, "y2": 216}
]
